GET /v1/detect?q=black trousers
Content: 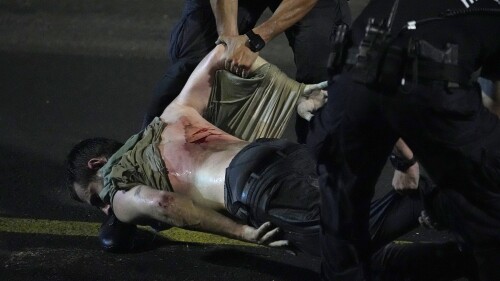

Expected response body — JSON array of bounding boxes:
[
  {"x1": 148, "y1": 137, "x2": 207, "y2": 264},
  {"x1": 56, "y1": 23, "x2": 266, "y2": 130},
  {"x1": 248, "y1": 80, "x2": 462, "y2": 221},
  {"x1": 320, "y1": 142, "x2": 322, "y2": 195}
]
[
  {"x1": 226, "y1": 139, "x2": 476, "y2": 280},
  {"x1": 143, "y1": 0, "x2": 351, "y2": 141},
  {"x1": 308, "y1": 73, "x2": 500, "y2": 280}
]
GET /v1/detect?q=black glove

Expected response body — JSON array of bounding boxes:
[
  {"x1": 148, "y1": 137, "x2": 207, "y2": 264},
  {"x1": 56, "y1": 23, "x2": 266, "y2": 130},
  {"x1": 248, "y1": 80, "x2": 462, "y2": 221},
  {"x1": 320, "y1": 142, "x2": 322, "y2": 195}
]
[{"x1": 98, "y1": 209, "x2": 137, "y2": 253}]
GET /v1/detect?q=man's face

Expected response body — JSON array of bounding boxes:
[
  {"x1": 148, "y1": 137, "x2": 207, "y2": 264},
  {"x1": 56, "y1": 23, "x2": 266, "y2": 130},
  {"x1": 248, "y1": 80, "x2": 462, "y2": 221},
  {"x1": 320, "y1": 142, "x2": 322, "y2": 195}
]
[{"x1": 73, "y1": 181, "x2": 111, "y2": 215}]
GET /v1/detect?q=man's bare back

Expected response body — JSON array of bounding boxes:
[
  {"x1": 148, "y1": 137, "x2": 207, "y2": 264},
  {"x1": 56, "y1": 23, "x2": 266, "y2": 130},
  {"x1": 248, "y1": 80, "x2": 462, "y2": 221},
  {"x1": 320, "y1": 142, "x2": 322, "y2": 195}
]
[{"x1": 159, "y1": 112, "x2": 249, "y2": 211}]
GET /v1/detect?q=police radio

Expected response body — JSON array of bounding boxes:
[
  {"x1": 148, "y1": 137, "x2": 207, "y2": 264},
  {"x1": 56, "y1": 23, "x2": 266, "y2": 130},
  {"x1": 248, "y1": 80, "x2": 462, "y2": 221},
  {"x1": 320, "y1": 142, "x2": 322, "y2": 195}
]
[{"x1": 351, "y1": 0, "x2": 403, "y2": 91}]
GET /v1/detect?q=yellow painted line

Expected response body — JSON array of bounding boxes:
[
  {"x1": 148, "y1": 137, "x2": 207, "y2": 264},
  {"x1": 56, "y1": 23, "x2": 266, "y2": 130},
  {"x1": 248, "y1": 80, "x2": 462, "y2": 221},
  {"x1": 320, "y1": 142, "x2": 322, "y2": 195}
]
[
  {"x1": 0, "y1": 217, "x2": 413, "y2": 247},
  {"x1": 0, "y1": 217, "x2": 254, "y2": 247}
]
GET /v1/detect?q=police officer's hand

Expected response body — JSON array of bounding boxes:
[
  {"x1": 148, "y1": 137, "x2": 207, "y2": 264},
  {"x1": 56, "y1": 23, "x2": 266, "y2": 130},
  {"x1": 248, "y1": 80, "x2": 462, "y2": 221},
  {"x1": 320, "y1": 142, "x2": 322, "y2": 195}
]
[
  {"x1": 216, "y1": 35, "x2": 258, "y2": 78},
  {"x1": 240, "y1": 221, "x2": 289, "y2": 248},
  {"x1": 297, "y1": 81, "x2": 328, "y2": 121},
  {"x1": 392, "y1": 162, "x2": 420, "y2": 193}
]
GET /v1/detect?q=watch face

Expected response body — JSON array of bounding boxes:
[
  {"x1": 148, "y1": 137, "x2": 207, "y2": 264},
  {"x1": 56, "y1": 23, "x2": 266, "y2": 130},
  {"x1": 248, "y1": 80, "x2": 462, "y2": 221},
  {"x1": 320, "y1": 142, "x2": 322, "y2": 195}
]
[
  {"x1": 252, "y1": 40, "x2": 265, "y2": 51},
  {"x1": 246, "y1": 31, "x2": 265, "y2": 52}
]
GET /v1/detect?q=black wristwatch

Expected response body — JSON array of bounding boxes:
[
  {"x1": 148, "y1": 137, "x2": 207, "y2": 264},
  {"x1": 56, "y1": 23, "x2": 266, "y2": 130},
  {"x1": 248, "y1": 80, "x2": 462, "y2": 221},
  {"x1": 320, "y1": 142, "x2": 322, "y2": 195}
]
[
  {"x1": 389, "y1": 152, "x2": 417, "y2": 172},
  {"x1": 245, "y1": 30, "x2": 265, "y2": 52}
]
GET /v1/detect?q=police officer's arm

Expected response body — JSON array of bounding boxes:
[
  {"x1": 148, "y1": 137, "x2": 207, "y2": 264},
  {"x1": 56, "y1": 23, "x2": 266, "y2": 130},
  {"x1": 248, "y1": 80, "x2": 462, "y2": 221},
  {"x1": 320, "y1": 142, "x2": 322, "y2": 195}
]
[
  {"x1": 391, "y1": 139, "x2": 420, "y2": 192},
  {"x1": 210, "y1": 0, "x2": 238, "y2": 37},
  {"x1": 112, "y1": 185, "x2": 287, "y2": 246},
  {"x1": 252, "y1": 0, "x2": 317, "y2": 44},
  {"x1": 213, "y1": 0, "x2": 317, "y2": 74}
]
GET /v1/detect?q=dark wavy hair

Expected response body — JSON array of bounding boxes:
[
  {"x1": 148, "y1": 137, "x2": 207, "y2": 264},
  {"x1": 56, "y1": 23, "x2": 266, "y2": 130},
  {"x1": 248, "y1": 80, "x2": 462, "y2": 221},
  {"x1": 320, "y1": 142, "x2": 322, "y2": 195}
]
[{"x1": 66, "y1": 138, "x2": 123, "y2": 202}]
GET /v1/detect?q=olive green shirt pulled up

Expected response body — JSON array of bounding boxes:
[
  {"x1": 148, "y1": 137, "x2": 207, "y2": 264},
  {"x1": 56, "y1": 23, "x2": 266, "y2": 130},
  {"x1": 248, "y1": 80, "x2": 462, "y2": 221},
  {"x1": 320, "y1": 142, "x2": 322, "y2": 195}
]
[{"x1": 205, "y1": 63, "x2": 305, "y2": 141}]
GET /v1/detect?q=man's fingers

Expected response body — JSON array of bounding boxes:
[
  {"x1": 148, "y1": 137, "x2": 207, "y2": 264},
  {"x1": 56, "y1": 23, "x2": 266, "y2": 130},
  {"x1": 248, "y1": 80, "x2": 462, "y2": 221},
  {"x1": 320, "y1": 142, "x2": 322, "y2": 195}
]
[
  {"x1": 256, "y1": 221, "x2": 272, "y2": 232},
  {"x1": 231, "y1": 62, "x2": 238, "y2": 73},
  {"x1": 235, "y1": 65, "x2": 245, "y2": 77},
  {"x1": 268, "y1": 240, "x2": 289, "y2": 247},
  {"x1": 224, "y1": 59, "x2": 232, "y2": 70},
  {"x1": 307, "y1": 81, "x2": 328, "y2": 91},
  {"x1": 316, "y1": 81, "x2": 328, "y2": 89},
  {"x1": 259, "y1": 227, "x2": 280, "y2": 243},
  {"x1": 304, "y1": 81, "x2": 328, "y2": 95},
  {"x1": 300, "y1": 112, "x2": 314, "y2": 121},
  {"x1": 418, "y1": 210, "x2": 437, "y2": 229},
  {"x1": 225, "y1": 59, "x2": 249, "y2": 77},
  {"x1": 215, "y1": 38, "x2": 225, "y2": 46}
]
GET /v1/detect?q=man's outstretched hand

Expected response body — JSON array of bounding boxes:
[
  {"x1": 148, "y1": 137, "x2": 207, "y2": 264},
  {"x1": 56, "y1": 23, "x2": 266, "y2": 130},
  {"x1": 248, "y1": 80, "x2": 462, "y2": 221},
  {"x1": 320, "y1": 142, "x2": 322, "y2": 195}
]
[
  {"x1": 216, "y1": 35, "x2": 258, "y2": 78},
  {"x1": 240, "y1": 221, "x2": 289, "y2": 247},
  {"x1": 297, "y1": 81, "x2": 328, "y2": 121}
]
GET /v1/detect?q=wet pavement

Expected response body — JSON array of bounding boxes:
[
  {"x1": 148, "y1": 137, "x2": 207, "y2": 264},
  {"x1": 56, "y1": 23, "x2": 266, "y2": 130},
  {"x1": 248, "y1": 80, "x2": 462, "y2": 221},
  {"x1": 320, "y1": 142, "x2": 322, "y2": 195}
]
[{"x1": 0, "y1": 1, "x2": 467, "y2": 280}]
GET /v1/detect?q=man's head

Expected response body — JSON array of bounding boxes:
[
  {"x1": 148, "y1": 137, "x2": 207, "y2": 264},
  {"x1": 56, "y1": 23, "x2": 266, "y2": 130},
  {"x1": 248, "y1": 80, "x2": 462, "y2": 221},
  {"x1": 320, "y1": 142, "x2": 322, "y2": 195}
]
[{"x1": 66, "y1": 138, "x2": 122, "y2": 212}]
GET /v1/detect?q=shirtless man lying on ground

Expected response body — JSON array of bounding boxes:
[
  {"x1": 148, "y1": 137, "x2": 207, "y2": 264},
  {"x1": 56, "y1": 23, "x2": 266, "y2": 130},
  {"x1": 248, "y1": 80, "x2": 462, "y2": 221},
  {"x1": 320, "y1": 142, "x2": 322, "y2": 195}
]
[{"x1": 66, "y1": 45, "x2": 476, "y2": 280}]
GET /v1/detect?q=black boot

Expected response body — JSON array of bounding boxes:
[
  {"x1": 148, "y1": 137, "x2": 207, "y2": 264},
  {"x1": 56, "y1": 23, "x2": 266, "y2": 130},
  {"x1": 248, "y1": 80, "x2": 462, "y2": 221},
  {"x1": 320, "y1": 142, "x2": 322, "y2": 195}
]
[{"x1": 99, "y1": 209, "x2": 137, "y2": 253}]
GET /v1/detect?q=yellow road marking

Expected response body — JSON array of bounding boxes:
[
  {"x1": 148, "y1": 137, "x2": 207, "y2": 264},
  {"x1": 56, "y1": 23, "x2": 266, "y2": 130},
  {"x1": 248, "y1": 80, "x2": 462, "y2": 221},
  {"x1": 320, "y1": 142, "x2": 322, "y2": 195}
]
[
  {"x1": 0, "y1": 217, "x2": 254, "y2": 246},
  {"x1": 0, "y1": 217, "x2": 413, "y2": 247}
]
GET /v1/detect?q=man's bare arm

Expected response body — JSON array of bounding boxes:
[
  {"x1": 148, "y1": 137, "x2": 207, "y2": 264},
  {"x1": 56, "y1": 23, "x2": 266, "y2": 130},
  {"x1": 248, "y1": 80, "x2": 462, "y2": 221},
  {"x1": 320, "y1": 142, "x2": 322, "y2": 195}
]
[{"x1": 112, "y1": 185, "x2": 286, "y2": 246}]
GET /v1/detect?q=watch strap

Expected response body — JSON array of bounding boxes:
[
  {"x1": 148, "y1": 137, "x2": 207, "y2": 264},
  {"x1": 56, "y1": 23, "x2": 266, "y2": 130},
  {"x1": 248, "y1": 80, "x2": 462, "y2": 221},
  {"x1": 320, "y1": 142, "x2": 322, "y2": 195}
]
[{"x1": 389, "y1": 152, "x2": 417, "y2": 172}]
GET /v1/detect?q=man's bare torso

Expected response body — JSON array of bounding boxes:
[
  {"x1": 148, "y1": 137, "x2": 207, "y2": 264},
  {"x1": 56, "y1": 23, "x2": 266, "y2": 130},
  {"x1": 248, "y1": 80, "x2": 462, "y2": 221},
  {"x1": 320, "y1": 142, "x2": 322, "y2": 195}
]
[{"x1": 158, "y1": 114, "x2": 248, "y2": 211}]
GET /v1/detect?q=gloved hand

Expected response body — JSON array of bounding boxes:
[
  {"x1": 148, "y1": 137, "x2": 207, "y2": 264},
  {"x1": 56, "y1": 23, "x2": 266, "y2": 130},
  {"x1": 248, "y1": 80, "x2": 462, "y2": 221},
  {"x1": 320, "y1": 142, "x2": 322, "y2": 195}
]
[
  {"x1": 297, "y1": 81, "x2": 328, "y2": 121},
  {"x1": 99, "y1": 209, "x2": 137, "y2": 253}
]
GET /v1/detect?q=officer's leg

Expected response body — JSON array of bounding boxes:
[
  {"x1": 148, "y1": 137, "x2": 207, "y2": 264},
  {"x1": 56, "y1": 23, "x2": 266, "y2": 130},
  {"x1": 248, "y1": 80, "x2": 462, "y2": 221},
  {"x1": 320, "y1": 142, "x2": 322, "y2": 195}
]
[
  {"x1": 368, "y1": 190, "x2": 421, "y2": 251},
  {"x1": 309, "y1": 74, "x2": 399, "y2": 280},
  {"x1": 277, "y1": 0, "x2": 351, "y2": 143},
  {"x1": 142, "y1": 1, "x2": 217, "y2": 128},
  {"x1": 371, "y1": 241, "x2": 478, "y2": 281},
  {"x1": 368, "y1": 181, "x2": 480, "y2": 280}
]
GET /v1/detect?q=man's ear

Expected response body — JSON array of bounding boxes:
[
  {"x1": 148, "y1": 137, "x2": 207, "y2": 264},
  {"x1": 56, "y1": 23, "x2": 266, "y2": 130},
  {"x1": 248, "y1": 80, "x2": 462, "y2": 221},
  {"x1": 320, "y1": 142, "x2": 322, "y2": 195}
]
[{"x1": 87, "y1": 157, "x2": 107, "y2": 170}]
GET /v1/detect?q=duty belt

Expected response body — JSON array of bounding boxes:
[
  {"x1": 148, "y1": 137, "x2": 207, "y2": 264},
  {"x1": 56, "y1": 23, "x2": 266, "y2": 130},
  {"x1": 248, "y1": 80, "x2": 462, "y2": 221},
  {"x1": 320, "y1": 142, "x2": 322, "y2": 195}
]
[{"x1": 345, "y1": 39, "x2": 473, "y2": 89}]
